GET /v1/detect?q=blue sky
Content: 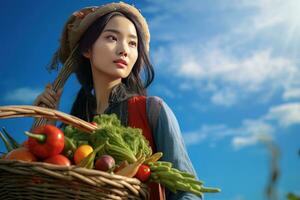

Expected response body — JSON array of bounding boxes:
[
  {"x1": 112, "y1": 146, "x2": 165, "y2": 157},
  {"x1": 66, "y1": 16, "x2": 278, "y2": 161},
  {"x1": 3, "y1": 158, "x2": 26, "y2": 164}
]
[{"x1": 0, "y1": 1, "x2": 299, "y2": 200}]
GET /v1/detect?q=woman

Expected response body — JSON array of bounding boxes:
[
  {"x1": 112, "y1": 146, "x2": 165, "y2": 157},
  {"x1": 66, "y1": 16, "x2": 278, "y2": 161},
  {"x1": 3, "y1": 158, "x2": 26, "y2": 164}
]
[{"x1": 34, "y1": 2, "x2": 201, "y2": 200}]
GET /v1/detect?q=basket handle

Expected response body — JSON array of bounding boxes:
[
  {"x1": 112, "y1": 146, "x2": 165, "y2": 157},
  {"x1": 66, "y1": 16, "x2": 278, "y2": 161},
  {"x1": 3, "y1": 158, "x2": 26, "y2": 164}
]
[
  {"x1": 32, "y1": 45, "x2": 79, "y2": 129},
  {"x1": 0, "y1": 105, "x2": 97, "y2": 133}
]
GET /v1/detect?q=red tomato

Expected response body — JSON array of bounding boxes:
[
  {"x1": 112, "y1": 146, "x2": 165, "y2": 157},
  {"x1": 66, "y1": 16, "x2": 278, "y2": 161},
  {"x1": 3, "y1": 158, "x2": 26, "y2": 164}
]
[
  {"x1": 135, "y1": 164, "x2": 151, "y2": 182},
  {"x1": 44, "y1": 154, "x2": 71, "y2": 166},
  {"x1": 26, "y1": 125, "x2": 64, "y2": 159},
  {"x1": 5, "y1": 147, "x2": 37, "y2": 162}
]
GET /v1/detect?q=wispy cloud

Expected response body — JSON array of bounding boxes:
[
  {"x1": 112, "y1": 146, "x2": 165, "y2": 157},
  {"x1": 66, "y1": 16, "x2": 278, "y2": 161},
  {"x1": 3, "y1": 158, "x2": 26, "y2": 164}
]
[
  {"x1": 154, "y1": 45, "x2": 298, "y2": 106},
  {"x1": 184, "y1": 102, "x2": 299, "y2": 149},
  {"x1": 232, "y1": 103, "x2": 300, "y2": 149},
  {"x1": 232, "y1": 0, "x2": 300, "y2": 36},
  {"x1": 232, "y1": 135, "x2": 259, "y2": 149},
  {"x1": 3, "y1": 87, "x2": 41, "y2": 104},
  {"x1": 231, "y1": 119, "x2": 274, "y2": 149},
  {"x1": 229, "y1": 119, "x2": 274, "y2": 149},
  {"x1": 265, "y1": 103, "x2": 300, "y2": 127},
  {"x1": 183, "y1": 124, "x2": 235, "y2": 146},
  {"x1": 282, "y1": 88, "x2": 300, "y2": 100},
  {"x1": 183, "y1": 131, "x2": 208, "y2": 146},
  {"x1": 210, "y1": 89, "x2": 237, "y2": 107},
  {"x1": 148, "y1": 0, "x2": 300, "y2": 107}
]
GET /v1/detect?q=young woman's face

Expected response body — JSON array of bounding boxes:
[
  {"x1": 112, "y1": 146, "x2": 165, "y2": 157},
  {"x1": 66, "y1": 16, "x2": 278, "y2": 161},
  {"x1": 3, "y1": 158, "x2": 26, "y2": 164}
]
[{"x1": 84, "y1": 15, "x2": 138, "y2": 81}]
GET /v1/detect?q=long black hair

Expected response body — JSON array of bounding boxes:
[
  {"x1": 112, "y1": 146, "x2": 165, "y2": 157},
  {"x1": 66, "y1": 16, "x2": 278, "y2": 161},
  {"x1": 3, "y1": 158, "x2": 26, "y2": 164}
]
[{"x1": 68, "y1": 11, "x2": 154, "y2": 121}]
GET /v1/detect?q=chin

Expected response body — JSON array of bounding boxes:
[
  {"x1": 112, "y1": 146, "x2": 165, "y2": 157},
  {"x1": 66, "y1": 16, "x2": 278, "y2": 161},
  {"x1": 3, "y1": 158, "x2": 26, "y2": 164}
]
[
  {"x1": 112, "y1": 71, "x2": 130, "y2": 78},
  {"x1": 108, "y1": 73, "x2": 127, "y2": 80}
]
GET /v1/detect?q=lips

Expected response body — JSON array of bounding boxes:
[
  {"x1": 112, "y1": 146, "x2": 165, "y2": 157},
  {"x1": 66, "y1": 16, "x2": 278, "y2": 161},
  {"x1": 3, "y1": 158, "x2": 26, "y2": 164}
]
[{"x1": 113, "y1": 59, "x2": 128, "y2": 66}]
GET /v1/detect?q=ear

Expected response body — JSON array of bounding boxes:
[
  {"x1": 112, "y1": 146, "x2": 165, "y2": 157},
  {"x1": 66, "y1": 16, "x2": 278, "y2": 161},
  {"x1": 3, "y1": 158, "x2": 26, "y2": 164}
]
[{"x1": 82, "y1": 50, "x2": 91, "y2": 59}]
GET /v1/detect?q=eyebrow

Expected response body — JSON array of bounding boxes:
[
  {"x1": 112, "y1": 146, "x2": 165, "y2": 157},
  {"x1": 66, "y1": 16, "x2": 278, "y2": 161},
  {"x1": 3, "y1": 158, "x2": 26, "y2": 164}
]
[{"x1": 103, "y1": 29, "x2": 137, "y2": 39}]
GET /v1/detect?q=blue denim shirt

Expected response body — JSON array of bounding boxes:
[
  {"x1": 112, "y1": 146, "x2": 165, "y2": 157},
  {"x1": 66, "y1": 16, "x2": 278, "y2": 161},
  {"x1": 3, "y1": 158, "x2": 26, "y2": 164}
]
[
  {"x1": 100, "y1": 84, "x2": 202, "y2": 200},
  {"x1": 146, "y1": 96, "x2": 202, "y2": 200}
]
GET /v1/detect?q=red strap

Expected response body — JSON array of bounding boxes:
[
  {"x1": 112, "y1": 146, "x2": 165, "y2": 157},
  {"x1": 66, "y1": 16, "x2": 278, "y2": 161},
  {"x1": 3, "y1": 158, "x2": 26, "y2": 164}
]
[
  {"x1": 128, "y1": 96, "x2": 156, "y2": 151},
  {"x1": 128, "y1": 96, "x2": 165, "y2": 200}
]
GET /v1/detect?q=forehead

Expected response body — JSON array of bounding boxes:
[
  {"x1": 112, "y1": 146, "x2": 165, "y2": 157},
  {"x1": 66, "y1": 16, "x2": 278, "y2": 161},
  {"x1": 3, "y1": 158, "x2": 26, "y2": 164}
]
[{"x1": 103, "y1": 15, "x2": 137, "y2": 37}]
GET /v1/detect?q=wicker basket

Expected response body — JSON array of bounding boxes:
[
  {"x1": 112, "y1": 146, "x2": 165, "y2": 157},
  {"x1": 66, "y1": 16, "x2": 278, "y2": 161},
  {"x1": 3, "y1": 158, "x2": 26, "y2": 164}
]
[{"x1": 0, "y1": 105, "x2": 149, "y2": 200}]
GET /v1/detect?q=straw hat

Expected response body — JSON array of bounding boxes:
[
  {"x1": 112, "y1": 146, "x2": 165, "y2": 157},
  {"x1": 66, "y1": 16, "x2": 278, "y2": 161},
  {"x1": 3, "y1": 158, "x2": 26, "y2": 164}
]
[{"x1": 58, "y1": 1, "x2": 150, "y2": 64}]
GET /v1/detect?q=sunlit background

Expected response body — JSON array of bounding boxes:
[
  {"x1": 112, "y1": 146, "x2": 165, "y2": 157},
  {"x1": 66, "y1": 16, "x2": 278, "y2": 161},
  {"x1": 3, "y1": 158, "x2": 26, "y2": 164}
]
[{"x1": 0, "y1": 1, "x2": 299, "y2": 200}]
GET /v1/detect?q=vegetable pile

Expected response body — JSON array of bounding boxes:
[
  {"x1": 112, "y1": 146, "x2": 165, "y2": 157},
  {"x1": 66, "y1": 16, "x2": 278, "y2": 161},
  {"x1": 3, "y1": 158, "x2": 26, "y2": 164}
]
[
  {"x1": 63, "y1": 114, "x2": 152, "y2": 165},
  {"x1": 1, "y1": 126, "x2": 71, "y2": 166},
  {"x1": 0, "y1": 114, "x2": 221, "y2": 197}
]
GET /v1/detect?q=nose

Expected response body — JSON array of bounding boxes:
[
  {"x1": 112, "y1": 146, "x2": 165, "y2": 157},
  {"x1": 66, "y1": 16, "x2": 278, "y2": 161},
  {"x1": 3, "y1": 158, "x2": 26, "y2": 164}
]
[
  {"x1": 117, "y1": 41, "x2": 128, "y2": 57},
  {"x1": 119, "y1": 50, "x2": 127, "y2": 57}
]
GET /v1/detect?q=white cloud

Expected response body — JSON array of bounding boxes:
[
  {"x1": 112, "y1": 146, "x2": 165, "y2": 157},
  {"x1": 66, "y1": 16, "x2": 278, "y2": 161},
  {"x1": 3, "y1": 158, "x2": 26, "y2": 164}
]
[
  {"x1": 183, "y1": 131, "x2": 207, "y2": 146},
  {"x1": 145, "y1": 0, "x2": 300, "y2": 150},
  {"x1": 183, "y1": 119, "x2": 275, "y2": 149},
  {"x1": 178, "y1": 59, "x2": 204, "y2": 78},
  {"x1": 234, "y1": 0, "x2": 300, "y2": 33},
  {"x1": 241, "y1": 119, "x2": 275, "y2": 136},
  {"x1": 149, "y1": 0, "x2": 300, "y2": 107},
  {"x1": 283, "y1": 88, "x2": 300, "y2": 100},
  {"x1": 183, "y1": 124, "x2": 240, "y2": 147},
  {"x1": 232, "y1": 135, "x2": 259, "y2": 149},
  {"x1": 211, "y1": 89, "x2": 237, "y2": 107},
  {"x1": 232, "y1": 133, "x2": 274, "y2": 150},
  {"x1": 231, "y1": 119, "x2": 274, "y2": 149},
  {"x1": 198, "y1": 48, "x2": 295, "y2": 93},
  {"x1": 147, "y1": 0, "x2": 300, "y2": 44},
  {"x1": 265, "y1": 103, "x2": 300, "y2": 127},
  {"x1": 189, "y1": 122, "x2": 274, "y2": 149},
  {"x1": 154, "y1": 44, "x2": 298, "y2": 106},
  {"x1": 183, "y1": 124, "x2": 233, "y2": 146},
  {"x1": 4, "y1": 87, "x2": 41, "y2": 104},
  {"x1": 184, "y1": 102, "x2": 299, "y2": 149}
]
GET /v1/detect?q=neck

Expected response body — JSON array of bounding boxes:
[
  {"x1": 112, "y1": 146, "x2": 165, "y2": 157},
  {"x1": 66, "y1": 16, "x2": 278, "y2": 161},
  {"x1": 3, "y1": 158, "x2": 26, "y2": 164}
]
[{"x1": 92, "y1": 70, "x2": 121, "y2": 114}]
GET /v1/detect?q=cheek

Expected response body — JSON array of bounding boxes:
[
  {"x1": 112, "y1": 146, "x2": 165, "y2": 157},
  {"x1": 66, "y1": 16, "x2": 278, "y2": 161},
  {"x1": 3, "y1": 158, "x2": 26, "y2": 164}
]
[
  {"x1": 93, "y1": 43, "x2": 109, "y2": 56},
  {"x1": 130, "y1": 50, "x2": 138, "y2": 66},
  {"x1": 91, "y1": 45, "x2": 112, "y2": 64}
]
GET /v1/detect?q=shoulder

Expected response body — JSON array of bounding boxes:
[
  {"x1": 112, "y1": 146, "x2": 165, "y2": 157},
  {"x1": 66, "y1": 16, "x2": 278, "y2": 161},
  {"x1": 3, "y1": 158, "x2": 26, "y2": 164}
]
[
  {"x1": 146, "y1": 96, "x2": 178, "y2": 126},
  {"x1": 146, "y1": 96, "x2": 163, "y2": 107},
  {"x1": 146, "y1": 95, "x2": 173, "y2": 114},
  {"x1": 146, "y1": 96, "x2": 175, "y2": 114}
]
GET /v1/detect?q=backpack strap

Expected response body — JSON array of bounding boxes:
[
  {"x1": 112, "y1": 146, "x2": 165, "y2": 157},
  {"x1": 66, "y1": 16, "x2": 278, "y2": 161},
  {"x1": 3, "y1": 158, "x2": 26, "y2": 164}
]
[
  {"x1": 127, "y1": 96, "x2": 156, "y2": 151},
  {"x1": 127, "y1": 96, "x2": 165, "y2": 200}
]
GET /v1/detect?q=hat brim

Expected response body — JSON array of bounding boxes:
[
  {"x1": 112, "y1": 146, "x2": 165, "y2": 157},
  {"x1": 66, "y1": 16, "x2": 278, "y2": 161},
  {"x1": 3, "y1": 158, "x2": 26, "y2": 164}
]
[{"x1": 59, "y1": 2, "x2": 150, "y2": 63}]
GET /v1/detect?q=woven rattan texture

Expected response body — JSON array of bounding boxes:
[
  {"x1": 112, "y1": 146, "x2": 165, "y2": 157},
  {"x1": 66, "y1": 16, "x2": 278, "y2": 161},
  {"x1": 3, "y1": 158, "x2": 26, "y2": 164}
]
[
  {"x1": 0, "y1": 160, "x2": 149, "y2": 199},
  {"x1": 0, "y1": 105, "x2": 149, "y2": 199},
  {"x1": 0, "y1": 105, "x2": 97, "y2": 133}
]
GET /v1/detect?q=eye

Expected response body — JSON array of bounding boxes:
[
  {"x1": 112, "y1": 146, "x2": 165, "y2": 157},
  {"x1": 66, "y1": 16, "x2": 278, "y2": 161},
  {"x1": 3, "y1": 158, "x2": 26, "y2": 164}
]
[
  {"x1": 106, "y1": 35, "x2": 117, "y2": 41},
  {"x1": 129, "y1": 41, "x2": 137, "y2": 47}
]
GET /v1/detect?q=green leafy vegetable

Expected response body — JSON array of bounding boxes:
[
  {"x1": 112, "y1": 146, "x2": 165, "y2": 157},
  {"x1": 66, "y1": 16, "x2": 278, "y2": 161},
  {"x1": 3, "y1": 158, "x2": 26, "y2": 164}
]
[
  {"x1": 63, "y1": 114, "x2": 152, "y2": 164},
  {"x1": 91, "y1": 114, "x2": 152, "y2": 164}
]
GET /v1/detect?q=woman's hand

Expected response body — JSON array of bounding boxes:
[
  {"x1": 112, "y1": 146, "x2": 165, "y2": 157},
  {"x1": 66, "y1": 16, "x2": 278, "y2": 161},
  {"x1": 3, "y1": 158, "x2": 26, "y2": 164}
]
[{"x1": 33, "y1": 83, "x2": 63, "y2": 109}]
